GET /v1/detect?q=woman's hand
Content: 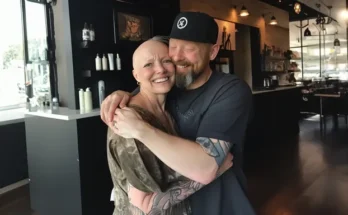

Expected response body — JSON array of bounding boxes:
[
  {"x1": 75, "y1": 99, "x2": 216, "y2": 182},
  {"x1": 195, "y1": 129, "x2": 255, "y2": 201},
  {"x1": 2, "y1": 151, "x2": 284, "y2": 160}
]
[
  {"x1": 128, "y1": 184, "x2": 155, "y2": 214},
  {"x1": 216, "y1": 152, "x2": 233, "y2": 177},
  {"x1": 113, "y1": 107, "x2": 145, "y2": 139}
]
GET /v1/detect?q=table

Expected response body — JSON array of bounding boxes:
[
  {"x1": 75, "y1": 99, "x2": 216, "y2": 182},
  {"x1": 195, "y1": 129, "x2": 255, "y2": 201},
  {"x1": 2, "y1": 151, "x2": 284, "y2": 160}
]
[{"x1": 314, "y1": 93, "x2": 341, "y2": 133}]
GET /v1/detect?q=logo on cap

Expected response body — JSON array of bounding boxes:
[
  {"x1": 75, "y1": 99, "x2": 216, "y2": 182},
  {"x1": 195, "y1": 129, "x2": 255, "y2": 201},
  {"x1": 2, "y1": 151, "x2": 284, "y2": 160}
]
[{"x1": 177, "y1": 17, "x2": 188, "y2": 29}]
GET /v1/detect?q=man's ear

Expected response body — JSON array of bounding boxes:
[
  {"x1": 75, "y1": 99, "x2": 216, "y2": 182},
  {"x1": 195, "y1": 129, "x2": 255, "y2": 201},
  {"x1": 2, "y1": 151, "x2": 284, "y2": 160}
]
[{"x1": 209, "y1": 44, "x2": 220, "y2": 61}]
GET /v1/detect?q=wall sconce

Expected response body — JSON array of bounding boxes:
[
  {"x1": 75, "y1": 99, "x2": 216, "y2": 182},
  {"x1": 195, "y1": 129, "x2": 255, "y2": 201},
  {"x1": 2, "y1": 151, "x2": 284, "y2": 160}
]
[
  {"x1": 269, "y1": 16, "x2": 278, "y2": 25},
  {"x1": 294, "y1": 3, "x2": 301, "y2": 14},
  {"x1": 240, "y1": 5, "x2": 250, "y2": 17}
]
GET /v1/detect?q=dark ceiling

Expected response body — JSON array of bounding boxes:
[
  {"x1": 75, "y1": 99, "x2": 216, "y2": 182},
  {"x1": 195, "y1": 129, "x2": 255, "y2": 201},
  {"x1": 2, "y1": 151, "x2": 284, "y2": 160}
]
[{"x1": 259, "y1": 0, "x2": 332, "y2": 22}]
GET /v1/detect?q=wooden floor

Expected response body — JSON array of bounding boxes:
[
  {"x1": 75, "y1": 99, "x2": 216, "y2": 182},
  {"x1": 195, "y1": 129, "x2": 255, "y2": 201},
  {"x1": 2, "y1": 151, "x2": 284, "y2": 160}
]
[
  {"x1": 0, "y1": 115, "x2": 347, "y2": 215},
  {"x1": 244, "y1": 115, "x2": 348, "y2": 215}
]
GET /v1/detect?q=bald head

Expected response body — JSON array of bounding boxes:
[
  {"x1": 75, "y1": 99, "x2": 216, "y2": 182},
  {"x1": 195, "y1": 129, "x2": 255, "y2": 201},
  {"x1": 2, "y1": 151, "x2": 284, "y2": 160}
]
[{"x1": 132, "y1": 40, "x2": 169, "y2": 70}]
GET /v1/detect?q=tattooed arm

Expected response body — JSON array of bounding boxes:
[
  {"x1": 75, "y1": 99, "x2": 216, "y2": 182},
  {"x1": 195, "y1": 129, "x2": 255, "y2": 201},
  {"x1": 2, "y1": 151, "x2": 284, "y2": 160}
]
[{"x1": 128, "y1": 148, "x2": 233, "y2": 214}]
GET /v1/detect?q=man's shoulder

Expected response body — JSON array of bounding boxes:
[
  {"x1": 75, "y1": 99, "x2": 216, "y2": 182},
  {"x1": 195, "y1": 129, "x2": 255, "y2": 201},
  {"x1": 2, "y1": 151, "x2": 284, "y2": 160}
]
[{"x1": 210, "y1": 72, "x2": 252, "y2": 97}]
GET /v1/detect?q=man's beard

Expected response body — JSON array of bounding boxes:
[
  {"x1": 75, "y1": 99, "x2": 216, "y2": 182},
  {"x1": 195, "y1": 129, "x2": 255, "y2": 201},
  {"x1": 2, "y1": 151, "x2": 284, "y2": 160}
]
[{"x1": 175, "y1": 68, "x2": 202, "y2": 89}]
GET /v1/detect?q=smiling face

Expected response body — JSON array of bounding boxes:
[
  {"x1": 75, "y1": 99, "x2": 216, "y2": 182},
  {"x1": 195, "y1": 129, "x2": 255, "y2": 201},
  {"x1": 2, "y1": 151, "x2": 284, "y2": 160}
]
[
  {"x1": 169, "y1": 38, "x2": 213, "y2": 89},
  {"x1": 132, "y1": 40, "x2": 175, "y2": 95}
]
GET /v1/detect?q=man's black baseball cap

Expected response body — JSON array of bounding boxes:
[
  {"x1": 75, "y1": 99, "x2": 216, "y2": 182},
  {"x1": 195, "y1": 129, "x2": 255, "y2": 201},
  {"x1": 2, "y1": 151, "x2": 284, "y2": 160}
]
[{"x1": 169, "y1": 12, "x2": 218, "y2": 44}]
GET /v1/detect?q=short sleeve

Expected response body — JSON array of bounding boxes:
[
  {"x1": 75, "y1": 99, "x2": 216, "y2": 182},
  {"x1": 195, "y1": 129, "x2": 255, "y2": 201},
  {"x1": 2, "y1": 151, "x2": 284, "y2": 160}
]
[{"x1": 196, "y1": 79, "x2": 253, "y2": 147}]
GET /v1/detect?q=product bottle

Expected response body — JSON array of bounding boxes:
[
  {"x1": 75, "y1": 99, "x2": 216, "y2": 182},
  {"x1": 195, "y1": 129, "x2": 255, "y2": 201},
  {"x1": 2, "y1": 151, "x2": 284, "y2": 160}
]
[
  {"x1": 52, "y1": 97, "x2": 59, "y2": 110},
  {"x1": 116, "y1": 53, "x2": 121, "y2": 71},
  {"x1": 78, "y1": 89, "x2": 85, "y2": 110},
  {"x1": 98, "y1": 80, "x2": 105, "y2": 107},
  {"x1": 89, "y1": 24, "x2": 95, "y2": 41},
  {"x1": 84, "y1": 87, "x2": 93, "y2": 112},
  {"x1": 108, "y1": 53, "x2": 114, "y2": 71},
  {"x1": 95, "y1": 54, "x2": 102, "y2": 71},
  {"x1": 82, "y1": 22, "x2": 90, "y2": 41},
  {"x1": 102, "y1": 54, "x2": 108, "y2": 71}
]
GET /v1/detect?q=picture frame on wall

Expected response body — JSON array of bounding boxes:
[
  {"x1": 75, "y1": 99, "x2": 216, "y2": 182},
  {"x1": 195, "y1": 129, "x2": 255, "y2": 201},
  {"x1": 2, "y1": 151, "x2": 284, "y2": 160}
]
[{"x1": 113, "y1": 10, "x2": 153, "y2": 43}]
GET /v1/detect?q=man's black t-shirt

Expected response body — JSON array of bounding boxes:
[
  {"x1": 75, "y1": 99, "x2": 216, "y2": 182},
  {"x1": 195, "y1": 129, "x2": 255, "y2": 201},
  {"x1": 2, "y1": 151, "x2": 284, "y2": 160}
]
[{"x1": 167, "y1": 71, "x2": 255, "y2": 215}]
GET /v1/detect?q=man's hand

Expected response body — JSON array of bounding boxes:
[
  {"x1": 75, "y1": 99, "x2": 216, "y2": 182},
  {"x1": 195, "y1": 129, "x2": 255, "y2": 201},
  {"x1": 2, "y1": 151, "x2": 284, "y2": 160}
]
[
  {"x1": 100, "y1": 90, "x2": 131, "y2": 125},
  {"x1": 113, "y1": 107, "x2": 145, "y2": 139}
]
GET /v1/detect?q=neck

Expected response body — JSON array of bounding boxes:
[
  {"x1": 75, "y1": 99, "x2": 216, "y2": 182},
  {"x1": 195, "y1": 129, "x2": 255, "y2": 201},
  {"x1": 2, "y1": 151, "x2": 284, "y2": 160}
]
[
  {"x1": 186, "y1": 66, "x2": 212, "y2": 90},
  {"x1": 133, "y1": 89, "x2": 167, "y2": 114}
]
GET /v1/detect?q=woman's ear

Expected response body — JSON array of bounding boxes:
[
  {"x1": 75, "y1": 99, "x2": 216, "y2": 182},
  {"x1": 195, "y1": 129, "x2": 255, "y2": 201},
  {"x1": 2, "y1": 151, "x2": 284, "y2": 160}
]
[{"x1": 132, "y1": 70, "x2": 140, "y2": 83}]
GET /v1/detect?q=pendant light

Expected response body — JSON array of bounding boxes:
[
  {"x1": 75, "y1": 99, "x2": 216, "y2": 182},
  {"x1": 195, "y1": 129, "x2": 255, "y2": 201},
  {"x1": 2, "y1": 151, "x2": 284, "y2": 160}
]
[
  {"x1": 240, "y1": 5, "x2": 249, "y2": 17},
  {"x1": 334, "y1": 38, "x2": 340, "y2": 47},
  {"x1": 294, "y1": 3, "x2": 301, "y2": 14},
  {"x1": 304, "y1": 28, "x2": 311, "y2": 36},
  {"x1": 269, "y1": 16, "x2": 278, "y2": 25}
]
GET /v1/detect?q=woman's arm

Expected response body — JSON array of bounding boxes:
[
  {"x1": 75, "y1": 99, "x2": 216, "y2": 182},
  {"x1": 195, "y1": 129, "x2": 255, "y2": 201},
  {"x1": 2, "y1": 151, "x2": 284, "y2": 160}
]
[{"x1": 128, "y1": 153, "x2": 233, "y2": 214}]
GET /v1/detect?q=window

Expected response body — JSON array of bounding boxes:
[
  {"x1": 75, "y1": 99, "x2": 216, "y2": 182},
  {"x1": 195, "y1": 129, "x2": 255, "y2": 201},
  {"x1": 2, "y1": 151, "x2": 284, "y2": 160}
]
[
  {"x1": 0, "y1": 0, "x2": 50, "y2": 111},
  {"x1": 290, "y1": 19, "x2": 348, "y2": 81},
  {"x1": 0, "y1": 0, "x2": 25, "y2": 110}
]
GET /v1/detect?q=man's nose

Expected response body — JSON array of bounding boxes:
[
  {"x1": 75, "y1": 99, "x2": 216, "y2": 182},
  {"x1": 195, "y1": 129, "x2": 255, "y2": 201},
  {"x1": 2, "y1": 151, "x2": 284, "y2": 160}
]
[{"x1": 170, "y1": 49, "x2": 184, "y2": 62}]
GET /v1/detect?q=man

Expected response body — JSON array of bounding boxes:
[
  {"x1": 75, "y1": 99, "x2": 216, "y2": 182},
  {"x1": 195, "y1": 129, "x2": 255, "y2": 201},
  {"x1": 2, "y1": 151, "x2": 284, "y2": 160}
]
[{"x1": 102, "y1": 12, "x2": 255, "y2": 214}]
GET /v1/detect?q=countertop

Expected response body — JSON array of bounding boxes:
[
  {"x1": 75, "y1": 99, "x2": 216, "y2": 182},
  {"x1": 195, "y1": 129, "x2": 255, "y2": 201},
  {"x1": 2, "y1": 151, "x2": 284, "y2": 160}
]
[
  {"x1": 0, "y1": 108, "x2": 26, "y2": 126},
  {"x1": 25, "y1": 107, "x2": 101, "y2": 120},
  {"x1": 252, "y1": 85, "x2": 304, "y2": 95}
]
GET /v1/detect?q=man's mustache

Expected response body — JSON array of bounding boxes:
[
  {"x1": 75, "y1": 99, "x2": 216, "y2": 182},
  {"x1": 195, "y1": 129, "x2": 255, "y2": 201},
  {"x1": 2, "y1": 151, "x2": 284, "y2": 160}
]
[{"x1": 174, "y1": 60, "x2": 192, "y2": 66}]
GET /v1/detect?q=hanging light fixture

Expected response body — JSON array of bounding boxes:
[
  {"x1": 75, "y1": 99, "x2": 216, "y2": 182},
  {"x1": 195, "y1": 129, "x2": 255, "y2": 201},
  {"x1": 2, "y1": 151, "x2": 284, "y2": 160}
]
[
  {"x1": 269, "y1": 16, "x2": 278, "y2": 25},
  {"x1": 334, "y1": 38, "x2": 340, "y2": 47},
  {"x1": 304, "y1": 28, "x2": 311, "y2": 36},
  {"x1": 240, "y1": 5, "x2": 249, "y2": 17},
  {"x1": 294, "y1": 3, "x2": 301, "y2": 14}
]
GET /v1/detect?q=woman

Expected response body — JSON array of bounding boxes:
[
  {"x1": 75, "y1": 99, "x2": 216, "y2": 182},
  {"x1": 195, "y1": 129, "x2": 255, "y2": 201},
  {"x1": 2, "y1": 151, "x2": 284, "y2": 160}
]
[{"x1": 107, "y1": 36, "x2": 231, "y2": 215}]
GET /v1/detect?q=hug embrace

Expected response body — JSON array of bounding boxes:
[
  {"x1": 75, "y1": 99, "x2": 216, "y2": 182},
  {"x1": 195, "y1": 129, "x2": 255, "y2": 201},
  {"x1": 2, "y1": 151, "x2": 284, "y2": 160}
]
[{"x1": 101, "y1": 11, "x2": 256, "y2": 215}]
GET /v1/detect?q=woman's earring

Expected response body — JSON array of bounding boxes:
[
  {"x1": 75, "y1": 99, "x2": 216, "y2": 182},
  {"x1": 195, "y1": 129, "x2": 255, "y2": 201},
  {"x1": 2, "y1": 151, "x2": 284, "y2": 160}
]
[{"x1": 137, "y1": 81, "x2": 140, "y2": 85}]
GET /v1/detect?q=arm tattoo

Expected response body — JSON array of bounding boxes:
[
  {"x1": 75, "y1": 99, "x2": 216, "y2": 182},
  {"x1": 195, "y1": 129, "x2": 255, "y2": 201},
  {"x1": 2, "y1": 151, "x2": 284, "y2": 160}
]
[
  {"x1": 148, "y1": 180, "x2": 204, "y2": 215},
  {"x1": 196, "y1": 137, "x2": 232, "y2": 166}
]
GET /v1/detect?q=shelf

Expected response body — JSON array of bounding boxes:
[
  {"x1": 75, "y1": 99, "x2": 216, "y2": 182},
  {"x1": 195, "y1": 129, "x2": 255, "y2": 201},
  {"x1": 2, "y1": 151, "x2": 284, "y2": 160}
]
[
  {"x1": 264, "y1": 56, "x2": 289, "y2": 61},
  {"x1": 262, "y1": 71, "x2": 287, "y2": 75},
  {"x1": 80, "y1": 40, "x2": 96, "y2": 48},
  {"x1": 82, "y1": 69, "x2": 123, "y2": 77}
]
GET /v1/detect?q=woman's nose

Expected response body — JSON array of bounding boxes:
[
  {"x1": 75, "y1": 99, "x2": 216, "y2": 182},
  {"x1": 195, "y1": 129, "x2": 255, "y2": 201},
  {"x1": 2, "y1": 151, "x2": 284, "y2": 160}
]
[{"x1": 154, "y1": 62, "x2": 166, "y2": 74}]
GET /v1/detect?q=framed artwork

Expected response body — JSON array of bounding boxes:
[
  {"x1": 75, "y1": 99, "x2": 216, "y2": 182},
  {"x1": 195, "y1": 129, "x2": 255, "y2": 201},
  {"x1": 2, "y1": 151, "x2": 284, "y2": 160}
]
[
  {"x1": 214, "y1": 19, "x2": 236, "y2": 51},
  {"x1": 113, "y1": 11, "x2": 152, "y2": 43}
]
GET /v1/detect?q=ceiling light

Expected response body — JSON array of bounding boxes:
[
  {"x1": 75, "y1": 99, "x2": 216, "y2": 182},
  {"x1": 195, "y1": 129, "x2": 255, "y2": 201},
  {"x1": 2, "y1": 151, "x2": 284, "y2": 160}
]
[
  {"x1": 294, "y1": 3, "x2": 301, "y2": 14},
  {"x1": 334, "y1": 38, "x2": 340, "y2": 47},
  {"x1": 240, "y1": 5, "x2": 249, "y2": 17},
  {"x1": 269, "y1": 16, "x2": 277, "y2": 25}
]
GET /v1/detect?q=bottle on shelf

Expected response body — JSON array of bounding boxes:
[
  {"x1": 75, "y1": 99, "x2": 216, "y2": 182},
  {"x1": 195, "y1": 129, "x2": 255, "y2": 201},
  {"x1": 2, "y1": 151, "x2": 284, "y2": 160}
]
[
  {"x1": 108, "y1": 53, "x2": 114, "y2": 71},
  {"x1": 102, "y1": 54, "x2": 108, "y2": 71},
  {"x1": 116, "y1": 53, "x2": 121, "y2": 71},
  {"x1": 52, "y1": 97, "x2": 59, "y2": 110},
  {"x1": 78, "y1": 89, "x2": 85, "y2": 110},
  {"x1": 95, "y1": 54, "x2": 102, "y2": 71},
  {"x1": 98, "y1": 80, "x2": 105, "y2": 107},
  {"x1": 84, "y1": 87, "x2": 93, "y2": 112},
  {"x1": 89, "y1": 24, "x2": 95, "y2": 41},
  {"x1": 82, "y1": 22, "x2": 90, "y2": 41}
]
